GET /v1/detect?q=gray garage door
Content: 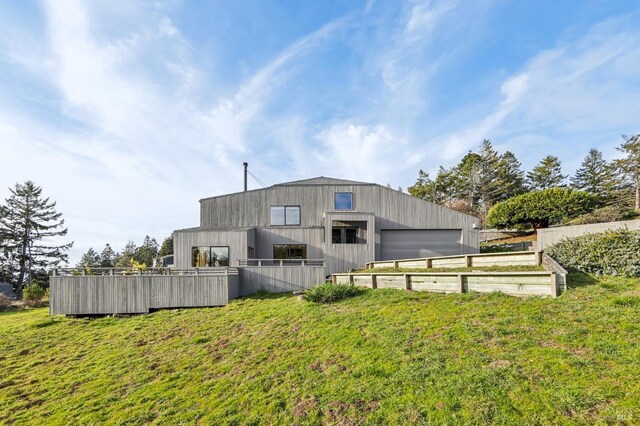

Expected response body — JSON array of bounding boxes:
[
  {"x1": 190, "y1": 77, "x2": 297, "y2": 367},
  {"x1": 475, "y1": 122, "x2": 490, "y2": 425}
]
[{"x1": 380, "y1": 229, "x2": 462, "y2": 260}]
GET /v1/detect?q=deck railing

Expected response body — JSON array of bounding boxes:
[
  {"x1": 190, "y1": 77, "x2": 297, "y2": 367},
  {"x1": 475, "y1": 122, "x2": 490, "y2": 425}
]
[
  {"x1": 51, "y1": 267, "x2": 238, "y2": 277},
  {"x1": 237, "y1": 259, "x2": 325, "y2": 267}
]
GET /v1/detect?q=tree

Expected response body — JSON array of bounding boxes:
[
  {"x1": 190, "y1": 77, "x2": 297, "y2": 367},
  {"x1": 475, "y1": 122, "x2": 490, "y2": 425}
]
[
  {"x1": 77, "y1": 248, "x2": 101, "y2": 268},
  {"x1": 134, "y1": 236, "x2": 158, "y2": 267},
  {"x1": 527, "y1": 155, "x2": 567, "y2": 190},
  {"x1": 495, "y1": 151, "x2": 526, "y2": 202},
  {"x1": 0, "y1": 181, "x2": 72, "y2": 295},
  {"x1": 100, "y1": 244, "x2": 117, "y2": 267},
  {"x1": 487, "y1": 188, "x2": 597, "y2": 230},
  {"x1": 570, "y1": 149, "x2": 619, "y2": 205},
  {"x1": 614, "y1": 134, "x2": 640, "y2": 210},
  {"x1": 159, "y1": 237, "x2": 173, "y2": 257},
  {"x1": 115, "y1": 241, "x2": 137, "y2": 267}
]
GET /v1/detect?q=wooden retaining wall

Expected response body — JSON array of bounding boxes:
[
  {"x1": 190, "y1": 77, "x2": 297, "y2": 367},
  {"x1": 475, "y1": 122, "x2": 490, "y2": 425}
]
[
  {"x1": 367, "y1": 251, "x2": 540, "y2": 269},
  {"x1": 50, "y1": 273, "x2": 239, "y2": 315},
  {"x1": 333, "y1": 271, "x2": 560, "y2": 297}
]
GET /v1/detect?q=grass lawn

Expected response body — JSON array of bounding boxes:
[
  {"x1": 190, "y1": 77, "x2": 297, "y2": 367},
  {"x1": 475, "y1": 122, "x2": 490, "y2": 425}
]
[{"x1": 1, "y1": 273, "x2": 640, "y2": 425}]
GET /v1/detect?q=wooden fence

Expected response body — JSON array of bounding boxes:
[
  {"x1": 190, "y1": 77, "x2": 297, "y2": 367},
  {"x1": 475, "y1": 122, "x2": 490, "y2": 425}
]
[
  {"x1": 366, "y1": 251, "x2": 541, "y2": 269},
  {"x1": 50, "y1": 269, "x2": 239, "y2": 316},
  {"x1": 333, "y1": 271, "x2": 561, "y2": 297},
  {"x1": 537, "y1": 220, "x2": 640, "y2": 250}
]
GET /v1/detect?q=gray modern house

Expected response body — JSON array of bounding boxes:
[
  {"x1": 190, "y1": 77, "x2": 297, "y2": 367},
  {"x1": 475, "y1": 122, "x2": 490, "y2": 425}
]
[
  {"x1": 50, "y1": 176, "x2": 481, "y2": 315},
  {"x1": 172, "y1": 177, "x2": 479, "y2": 276}
]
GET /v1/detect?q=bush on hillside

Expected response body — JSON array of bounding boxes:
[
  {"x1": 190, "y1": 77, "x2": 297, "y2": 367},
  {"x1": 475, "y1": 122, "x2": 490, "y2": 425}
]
[
  {"x1": 566, "y1": 206, "x2": 639, "y2": 225},
  {"x1": 487, "y1": 188, "x2": 597, "y2": 230},
  {"x1": 303, "y1": 283, "x2": 364, "y2": 304},
  {"x1": 0, "y1": 294, "x2": 12, "y2": 311},
  {"x1": 22, "y1": 283, "x2": 48, "y2": 307},
  {"x1": 547, "y1": 229, "x2": 640, "y2": 277}
]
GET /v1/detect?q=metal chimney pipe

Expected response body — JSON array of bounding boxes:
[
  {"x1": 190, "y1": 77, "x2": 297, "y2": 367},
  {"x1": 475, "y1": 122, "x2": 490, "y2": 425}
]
[{"x1": 243, "y1": 162, "x2": 248, "y2": 192}]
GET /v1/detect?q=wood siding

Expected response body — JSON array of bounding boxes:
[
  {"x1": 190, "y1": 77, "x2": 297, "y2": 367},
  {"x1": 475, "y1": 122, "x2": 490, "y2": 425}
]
[
  {"x1": 238, "y1": 266, "x2": 327, "y2": 296},
  {"x1": 50, "y1": 274, "x2": 238, "y2": 315},
  {"x1": 172, "y1": 229, "x2": 254, "y2": 268},
  {"x1": 537, "y1": 220, "x2": 640, "y2": 250}
]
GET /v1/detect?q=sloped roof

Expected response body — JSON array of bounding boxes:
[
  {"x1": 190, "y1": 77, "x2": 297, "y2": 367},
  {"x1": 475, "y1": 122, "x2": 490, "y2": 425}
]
[{"x1": 274, "y1": 176, "x2": 374, "y2": 186}]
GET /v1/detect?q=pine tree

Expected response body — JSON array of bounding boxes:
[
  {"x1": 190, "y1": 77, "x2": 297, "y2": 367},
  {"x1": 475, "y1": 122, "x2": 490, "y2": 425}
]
[
  {"x1": 134, "y1": 236, "x2": 159, "y2": 267},
  {"x1": 115, "y1": 241, "x2": 137, "y2": 267},
  {"x1": 570, "y1": 149, "x2": 619, "y2": 205},
  {"x1": 77, "y1": 248, "x2": 102, "y2": 268},
  {"x1": 0, "y1": 181, "x2": 72, "y2": 295},
  {"x1": 100, "y1": 244, "x2": 117, "y2": 267},
  {"x1": 614, "y1": 134, "x2": 640, "y2": 210},
  {"x1": 527, "y1": 156, "x2": 567, "y2": 190},
  {"x1": 495, "y1": 151, "x2": 526, "y2": 202},
  {"x1": 159, "y1": 238, "x2": 173, "y2": 257}
]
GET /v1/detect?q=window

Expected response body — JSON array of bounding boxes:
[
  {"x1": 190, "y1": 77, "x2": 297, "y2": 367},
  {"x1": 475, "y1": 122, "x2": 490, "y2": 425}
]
[
  {"x1": 191, "y1": 246, "x2": 229, "y2": 267},
  {"x1": 331, "y1": 220, "x2": 367, "y2": 244},
  {"x1": 273, "y1": 244, "x2": 307, "y2": 259},
  {"x1": 335, "y1": 192, "x2": 353, "y2": 210},
  {"x1": 270, "y1": 205, "x2": 300, "y2": 226}
]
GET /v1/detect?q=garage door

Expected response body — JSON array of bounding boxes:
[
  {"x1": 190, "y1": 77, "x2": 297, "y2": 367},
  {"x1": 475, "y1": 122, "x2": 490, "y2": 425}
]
[{"x1": 380, "y1": 229, "x2": 462, "y2": 260}]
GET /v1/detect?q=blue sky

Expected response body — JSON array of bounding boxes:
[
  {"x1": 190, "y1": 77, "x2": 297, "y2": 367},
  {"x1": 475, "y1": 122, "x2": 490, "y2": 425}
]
[{"x1": 1, "y1": 0, "x2": 639, "y2": 263}]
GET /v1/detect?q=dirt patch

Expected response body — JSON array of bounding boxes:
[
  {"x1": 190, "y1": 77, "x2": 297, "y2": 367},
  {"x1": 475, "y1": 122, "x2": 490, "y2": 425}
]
[
  {"x1": 308, "y1": 354, "x2": 348, "y2": 373},
  {"x1": 291, "y1": 398, "x2": 318, "y2": 418},
  {"x1": 488, "y1": 360, "x2": 511, "y2": 369},
  {"x1": 325, "y1": 400, "x2": 380, "y2": 425}
]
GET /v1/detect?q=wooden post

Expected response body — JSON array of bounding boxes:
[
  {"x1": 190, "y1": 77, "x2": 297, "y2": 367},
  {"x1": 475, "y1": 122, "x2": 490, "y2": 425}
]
[
  {"x1": 550, "y1": 272, "x2": 558, "y2": 298},
  {"x1": 465, "y1": 255, "x2": 472, "y2": 267},
  {"x1": 332, "y1": 275, "x2": 337, "y2": 284},
  {"x1": 426, "y1": 258, "x2": 432, "y2": 268},
  {"x1": 371, "y1": 274, "x2": 377, "y2": 289},
  {"x1": 458, "y1": 274, "x2": 465, "y2": 293},
  {"x1": 404, "y1": 274, "x2": 411, "y2": 291},
  {"x1": 394, "y1": 260, "x2": 399, "y2": 268},
  {"x1": 195, "y1": 268, "x2": 200, "y2": 276},
  {"x1": 109, "y1": 269, "x2": 114, "y2": 276},
  {"x1": 301, "y1": 260, "x2": 306, "y2": 267},
  {"x1": 536, "y1": 251, "x2": 543, "y2": 267},
  {"x1": 137, "y1": 268, "x2": 142, "y2": 276},
  {"x1": 82, "y1": 268, "x2": 86, "y2": 276},
  {"x1": 349, "y1": 274, "x2": 354, "y2": 285},
  {"x1": 52, "y1": 268, "x2": 57, "y2": 277}
]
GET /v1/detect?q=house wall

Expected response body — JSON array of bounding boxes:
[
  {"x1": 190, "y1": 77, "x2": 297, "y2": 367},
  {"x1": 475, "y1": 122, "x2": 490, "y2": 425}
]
[
  {"x1": 172, "y1": 229, "x2": 252, "y2": 268},
  {"x1": 199, "y1": 184, "x2": 479, "y2": 261},
  {"x1": 324, "y1": 212, "x2": 375, "y2": 274},
  {"x1": 254, "y1": 227, "x2": 324, "y2": 260}
]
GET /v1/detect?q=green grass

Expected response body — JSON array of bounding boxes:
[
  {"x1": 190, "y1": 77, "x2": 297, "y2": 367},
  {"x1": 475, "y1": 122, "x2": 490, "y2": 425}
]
[{"x1": 1, "y1": 273, "x2": 640, "y2": 424}]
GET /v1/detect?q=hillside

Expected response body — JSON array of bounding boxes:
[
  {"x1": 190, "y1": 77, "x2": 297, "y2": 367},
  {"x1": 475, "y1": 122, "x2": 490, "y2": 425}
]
[{"x1": 1, "y1": 274, "x2": 640, "y2": 424}]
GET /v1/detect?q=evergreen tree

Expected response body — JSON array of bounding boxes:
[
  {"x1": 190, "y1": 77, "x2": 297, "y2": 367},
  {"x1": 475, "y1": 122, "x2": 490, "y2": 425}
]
[
  {"x1": 77, "y1": 248, "x2": 101, "y2": 268},
  {"x1": 570, "y1": 149, "x2": 619, "y2": 205},
  {"x1": 408, "y1": 167, "x2": 457, "y2": 206},
  {"x1": 0, "y1": 181, "x2": 72, "y2": 295},
  {"x1": 496, "y1": 151, "x2": 526, "y2": 202},
  {"x1": 527, "y1": 155, "x2": 567, "y2": 190},
  {"x1": 100, "y1": 244, "x2": 117, "y2": 267},
  {"x1": 614, "y1": 134, "x2": 640, "y2": 210},
  {"x1": 159, "y1": 237, "x2": 173, "y2": 257},
  {"x1": 115, "y1": 241, "x2": 137, "y2": 267},
  {"x1": 135, "y1": 236, "x2": 159, "y2": 267}
]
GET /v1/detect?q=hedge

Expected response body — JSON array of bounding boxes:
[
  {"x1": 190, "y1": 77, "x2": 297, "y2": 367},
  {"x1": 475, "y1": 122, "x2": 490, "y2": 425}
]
[{"x1": 547, "y1": 229, "x2": 640, "y2": 277}]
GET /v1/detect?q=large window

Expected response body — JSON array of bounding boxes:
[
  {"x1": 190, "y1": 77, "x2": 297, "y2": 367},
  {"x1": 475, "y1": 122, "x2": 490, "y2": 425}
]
[
  {"x1": 192, "y1": 246, "x2": 229, "y2": 267},
  {"x1": 270, "y1": 205, "x2": 301, "y2": 226},
  {"x1": 331, "y1": 220, "x2": 366, "y2": 244},
  {"x1": 335, "y1": 192, "x2": 353, "y2": 210},
  {"x1": 273, "y1": 244, "x2": 307, "y2": 259}
]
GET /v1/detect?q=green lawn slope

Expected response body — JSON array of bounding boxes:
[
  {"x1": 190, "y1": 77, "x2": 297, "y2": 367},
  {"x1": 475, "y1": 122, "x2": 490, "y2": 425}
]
[{"x1": 1, "y1": 274, "x2": 640, "y2": 425}]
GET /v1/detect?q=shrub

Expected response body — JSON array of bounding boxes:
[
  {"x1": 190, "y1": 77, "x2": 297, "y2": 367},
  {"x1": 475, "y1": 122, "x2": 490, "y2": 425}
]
[
  {"x1": 547, "y1": 229, "x2": 640, "y2": 277},
  {"x1": 303, "y1": 283, "x2": 364, "y2": 304},
  {"x1": 0, "y1": 294, "x2": 12, "y2": 311},
  {"x1": 22, "y1": 283, "x2": 48, "y2": 307},
  {"x1": 567, "y1": 206, "x2": 639, "y2": 225},
  {"x1": 487, "y1": 188, "x2": 597, "y2": 229}
]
